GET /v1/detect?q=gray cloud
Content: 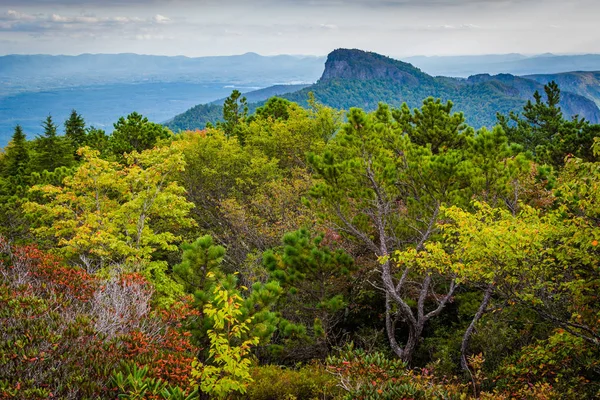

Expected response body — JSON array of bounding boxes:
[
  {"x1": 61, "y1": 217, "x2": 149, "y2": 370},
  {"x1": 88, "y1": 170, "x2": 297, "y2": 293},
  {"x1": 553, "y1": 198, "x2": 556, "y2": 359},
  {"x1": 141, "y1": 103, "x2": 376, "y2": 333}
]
[{"x1": 0, "y1": 0, "x2": 598, "y2": 56}]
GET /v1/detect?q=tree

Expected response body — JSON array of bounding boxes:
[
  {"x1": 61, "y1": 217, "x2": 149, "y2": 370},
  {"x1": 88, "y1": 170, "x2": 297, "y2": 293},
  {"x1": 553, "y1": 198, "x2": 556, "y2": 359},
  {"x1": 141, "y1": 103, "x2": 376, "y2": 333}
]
[
  {"x1": 173, "y1": 235, "x2": 281, "y2": 348},
  {"x1": 254, "y1": 97, "x2": 293, "y2": 121},
  {"x1": 31, "y1": 115, "x2": 75, "y2": 172},
  {"x1": 498, "y1": 82, "x2": 598, "y2": 167},
  {"x1": 308, "y1": 101, "x2": 476, "y2": 363},
  {"x1": 2, "y1": 125, "x2": 29, "y2": 178},
  {"x1": 414, "y1": 202, "x2": 557, "y2": 371},
  {"x1": 220, "y1": 90, "x2": 248, "y2": 141},
  {"x1": 110, "y1": 112, "x2": 172, "y2": 158},
  {"x1": 401, "y1": 98, "x2": 473, "y2": 154},
  {"x1": 86, "y1": 126, "x2": 110, "y2": 154},
  {"x1": 64, "y1": 109, "x2": 87, "y2": 151},
  {"x1": 24, "y1": 145, "x2": 194, "y2": 299},
  {"x1": 262, "y1": 229, "x2": 356, "y2": 361}
]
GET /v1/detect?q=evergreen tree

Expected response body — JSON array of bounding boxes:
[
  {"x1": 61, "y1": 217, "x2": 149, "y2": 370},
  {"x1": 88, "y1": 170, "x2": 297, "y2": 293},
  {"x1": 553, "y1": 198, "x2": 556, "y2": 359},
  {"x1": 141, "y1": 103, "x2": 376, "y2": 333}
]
[
  {"x1": 173, "y1": 236, "x2": 282, "y2": 351},
  {"x1": 86, "y1": 127, "x2": 110, "y2": 154},
  {"x1": 2, "y1": 125, "x2": 29, "y2": 178},
  {"x1": 30, "y1": 115, "x2": 75, "y2": 173},
  {"x1": 109, "y1": 112, "x2": 171, "y2": 158},
  {"x1": 64, "y1": 109, "x2": 87, "y2": 150},
  {"x1": 498, "y1": 81, "x2": 597, "y2": 167},
  {"x1": 220, "y1": 90, "x2": 248, "y2": 142}
]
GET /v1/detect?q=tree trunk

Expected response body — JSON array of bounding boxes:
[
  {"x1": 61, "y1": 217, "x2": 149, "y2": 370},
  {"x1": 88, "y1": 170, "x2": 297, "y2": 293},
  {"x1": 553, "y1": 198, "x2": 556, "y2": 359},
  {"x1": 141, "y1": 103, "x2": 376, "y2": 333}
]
[
  {"x1": 385, "y1": 294, "x2": 404, "y2": 359},
  {"x1": 461, "y1": 283, "x2": 494, "y2": 370}
]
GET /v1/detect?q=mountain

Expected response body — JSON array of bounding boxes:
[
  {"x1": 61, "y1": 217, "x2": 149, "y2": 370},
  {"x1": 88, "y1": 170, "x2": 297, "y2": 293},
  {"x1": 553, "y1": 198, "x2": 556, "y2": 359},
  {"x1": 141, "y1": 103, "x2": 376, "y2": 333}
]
[
  {"x1": 406, "y1": 54, "x2": 600, "y2": 77},
  {"x1": 524, "y1": 71, "x2": 600, "y2": 108},
  {"x1": 167, "y1": 49, "x2": 600, "y2": 131}
]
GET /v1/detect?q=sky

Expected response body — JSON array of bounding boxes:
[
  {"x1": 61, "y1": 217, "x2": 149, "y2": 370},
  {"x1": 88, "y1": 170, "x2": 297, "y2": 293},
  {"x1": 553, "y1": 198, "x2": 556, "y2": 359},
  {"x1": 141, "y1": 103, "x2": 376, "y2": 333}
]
[{"x1": 0, "y1": 0, "x2": 598, "y2": 57}]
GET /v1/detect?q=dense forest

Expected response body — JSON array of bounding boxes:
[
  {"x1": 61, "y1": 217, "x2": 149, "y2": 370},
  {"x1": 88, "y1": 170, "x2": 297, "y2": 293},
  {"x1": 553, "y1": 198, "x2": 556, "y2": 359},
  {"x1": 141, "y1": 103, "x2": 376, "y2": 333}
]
[{"x1": 1, "y1": 82, "x2": 599, "y2": 399}]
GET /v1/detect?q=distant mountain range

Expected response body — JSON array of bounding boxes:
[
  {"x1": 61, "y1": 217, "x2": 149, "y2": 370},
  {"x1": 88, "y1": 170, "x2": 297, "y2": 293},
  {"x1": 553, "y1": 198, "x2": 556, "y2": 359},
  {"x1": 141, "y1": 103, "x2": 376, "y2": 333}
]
[
  {"x1": 167, "y1": 49, "x2": 600, "y2": 131},
  {"x1": 405, "y1": 53, "x2": 600, "y2": 77},
  {"x1": 0, "y1": 53, "x2": 325, "y2": 97}
]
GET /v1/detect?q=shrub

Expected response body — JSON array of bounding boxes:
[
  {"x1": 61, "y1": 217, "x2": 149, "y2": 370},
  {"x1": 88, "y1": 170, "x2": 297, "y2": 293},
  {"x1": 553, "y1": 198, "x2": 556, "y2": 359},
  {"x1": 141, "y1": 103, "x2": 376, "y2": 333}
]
[
  {"x1": 0, "y1": 238, "x2": 199, "y2": 399},
  {"x1": 242, "y1": 363, "x2": 340, "y2": 400}
]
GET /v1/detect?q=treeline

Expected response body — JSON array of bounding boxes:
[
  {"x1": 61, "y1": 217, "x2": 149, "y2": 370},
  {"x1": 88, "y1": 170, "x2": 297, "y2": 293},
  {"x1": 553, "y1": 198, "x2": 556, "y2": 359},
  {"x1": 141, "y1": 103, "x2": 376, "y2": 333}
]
[{"x1": 0, "y1": 83, "x2": 599, "y2": 399}]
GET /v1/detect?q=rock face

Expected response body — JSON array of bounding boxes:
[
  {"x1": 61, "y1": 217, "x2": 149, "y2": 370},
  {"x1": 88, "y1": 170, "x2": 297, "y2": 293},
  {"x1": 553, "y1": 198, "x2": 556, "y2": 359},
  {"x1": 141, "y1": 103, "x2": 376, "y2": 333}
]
[{"x1": 319, "y1": 49, "x2": 429, "y2": 87}]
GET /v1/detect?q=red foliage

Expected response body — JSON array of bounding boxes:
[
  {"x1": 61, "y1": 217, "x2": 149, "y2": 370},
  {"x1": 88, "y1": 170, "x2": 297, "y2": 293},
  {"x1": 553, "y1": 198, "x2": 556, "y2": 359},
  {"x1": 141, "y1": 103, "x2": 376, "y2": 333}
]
[{"x1": 0, "y1": 237, "x2": 200, "y2": 398}]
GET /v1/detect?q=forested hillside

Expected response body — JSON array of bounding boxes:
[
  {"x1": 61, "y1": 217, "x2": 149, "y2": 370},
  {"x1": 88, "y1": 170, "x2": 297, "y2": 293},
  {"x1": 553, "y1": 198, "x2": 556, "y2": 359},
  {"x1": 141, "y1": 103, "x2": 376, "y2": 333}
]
[
  {"x1": 1, "y1": 76, "x2": 599, "y2": 399},
  {"x1": 164, "y1": 84, "x2": 308, "y2": 132},
  {"x1": 525, "y1": 71, "x2": 600, "y2": 107},
  {"x1": 168, "y1": 49, "x2": 600, "y2": 132}
]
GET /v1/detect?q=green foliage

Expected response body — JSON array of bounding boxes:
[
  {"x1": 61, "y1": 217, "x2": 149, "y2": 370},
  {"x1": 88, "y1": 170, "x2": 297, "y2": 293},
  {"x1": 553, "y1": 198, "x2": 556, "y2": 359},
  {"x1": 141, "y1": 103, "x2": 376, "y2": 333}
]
[
  {"x1": 254, "y1": 97, "x2": 293, "y2": 121},
  {"x1": 64, "y1": 109, "x2": 87, "y2": 151},
  {"x1": 24, "y1": 145, "x2": 194, "y2": 300},
  {"x1": 220, "y1": 89, "x2": 249, "y2": 142},
  {"x1": 30, "y1": 115, "x2": 75, "y2": 173},
  {"x1": 2, "y1": 81, "x2": 600, "y2": 400},
  {"x1": 495, "y1": 331, "x2": 599, "y2": 399},
  {"x1": 111, "y1": 362, "x2": 198, "y2": 400},
  {"x1": 498, "y1": 81, "x2": 599, "y2": 167},
  {"x1": 191, "y1": 283, "x2": 261, "y2": 398},
  {"x1": 402, "y1": 97, "x2": 473, "y2": 153},
  {"x1": 174, "y1": 235, "x2": 282, "y2": 351},
  {"x1": 241, "y1": 363, "x2": 340, "y2": 400},
  {"x1": 327, "y1": 345, "x2": 472, "y2": 400},
  {"x1": 2, "y1": 125, "x2": 29, "y2": 178},
  {"x1": 263, "y1": 229, "x2": 356, "y2": 360},
  {"x1": 110, "y1": 112, "x2": 172, "y2": 158}
]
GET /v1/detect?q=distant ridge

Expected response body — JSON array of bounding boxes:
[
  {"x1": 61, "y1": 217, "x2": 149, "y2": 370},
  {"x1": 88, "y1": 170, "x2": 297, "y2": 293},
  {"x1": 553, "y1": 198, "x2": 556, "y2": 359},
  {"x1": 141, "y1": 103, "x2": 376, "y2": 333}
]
[
  {"x1": 406, "y1": 53, "x2": 600, "y2": 77},
  {"x1": 0, "y1": 53, "x2": 325, "y2": 97}
]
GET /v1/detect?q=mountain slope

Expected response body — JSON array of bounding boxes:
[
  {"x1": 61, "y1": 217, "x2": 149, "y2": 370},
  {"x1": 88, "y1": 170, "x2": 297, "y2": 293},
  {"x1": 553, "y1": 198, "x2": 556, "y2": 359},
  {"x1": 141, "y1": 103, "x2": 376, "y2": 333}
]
[
  {"x1": 167, "y1": 49, "x2": 600, "y2": 131},
  {"x1": 524, "y1": 71, "x2": 600, "y2": 108},
  {"x1": 165, "y1": 84, "x2": 308, "y2": 131},
  {"x1": 209, "y1": 84, "x2": 310, "y2": 105}
]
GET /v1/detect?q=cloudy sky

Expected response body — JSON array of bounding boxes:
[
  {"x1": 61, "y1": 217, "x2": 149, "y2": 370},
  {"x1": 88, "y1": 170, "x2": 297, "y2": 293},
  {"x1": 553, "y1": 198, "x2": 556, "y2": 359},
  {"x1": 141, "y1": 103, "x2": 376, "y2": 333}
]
[{"x1": 0, "y1": 0, "x2": 598, "y2": 57}]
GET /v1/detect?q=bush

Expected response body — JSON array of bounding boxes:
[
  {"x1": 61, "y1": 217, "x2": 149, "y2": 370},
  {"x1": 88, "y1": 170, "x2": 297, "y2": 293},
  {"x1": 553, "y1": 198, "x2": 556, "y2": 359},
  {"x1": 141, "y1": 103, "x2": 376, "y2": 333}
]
[
  {"x1": 0, "y1": 238, "x2": 199, "y2": 399},
  {"x1": 242, "y1": 363, "x2": 340, "y2": 400}
]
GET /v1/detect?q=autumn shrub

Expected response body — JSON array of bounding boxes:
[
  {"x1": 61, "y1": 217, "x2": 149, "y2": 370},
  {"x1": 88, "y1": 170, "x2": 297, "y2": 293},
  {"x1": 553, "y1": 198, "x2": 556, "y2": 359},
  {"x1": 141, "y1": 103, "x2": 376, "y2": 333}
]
[
  {"x1": 241, "y1": 363, "x2": 340, "y2": 400},
  {"x1": 494, "y1": 330, "x2": 600, "y2": 399},
  {"x1": 0, "y1": 238, "x2": 199, "y2": 399},
  {"x1": 325, "y1": 345, "x2": 563, "y2": 400}
]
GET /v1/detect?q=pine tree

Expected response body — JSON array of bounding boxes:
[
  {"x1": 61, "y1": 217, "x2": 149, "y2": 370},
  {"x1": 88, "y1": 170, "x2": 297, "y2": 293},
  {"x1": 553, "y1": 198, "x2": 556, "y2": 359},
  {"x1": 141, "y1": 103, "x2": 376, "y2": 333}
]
[
  {"x1": 64, "y1": 109, "x2": 87, "y2": 150},
  {"x1": 498, "y1": 81, "x2": 596, "y2": 167},
  {"x1": 2, "y1": 125, "x2": 29, "y2": 178},
  {"x1": 220, "y1": 90, "x2": 248, "y2": 142},
  {"x1": 109, "y1": 112, "x2": 171, "y2": 158},
  {"x1": 31, "y1": 115, "x2": 75, "y2": 172}
]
